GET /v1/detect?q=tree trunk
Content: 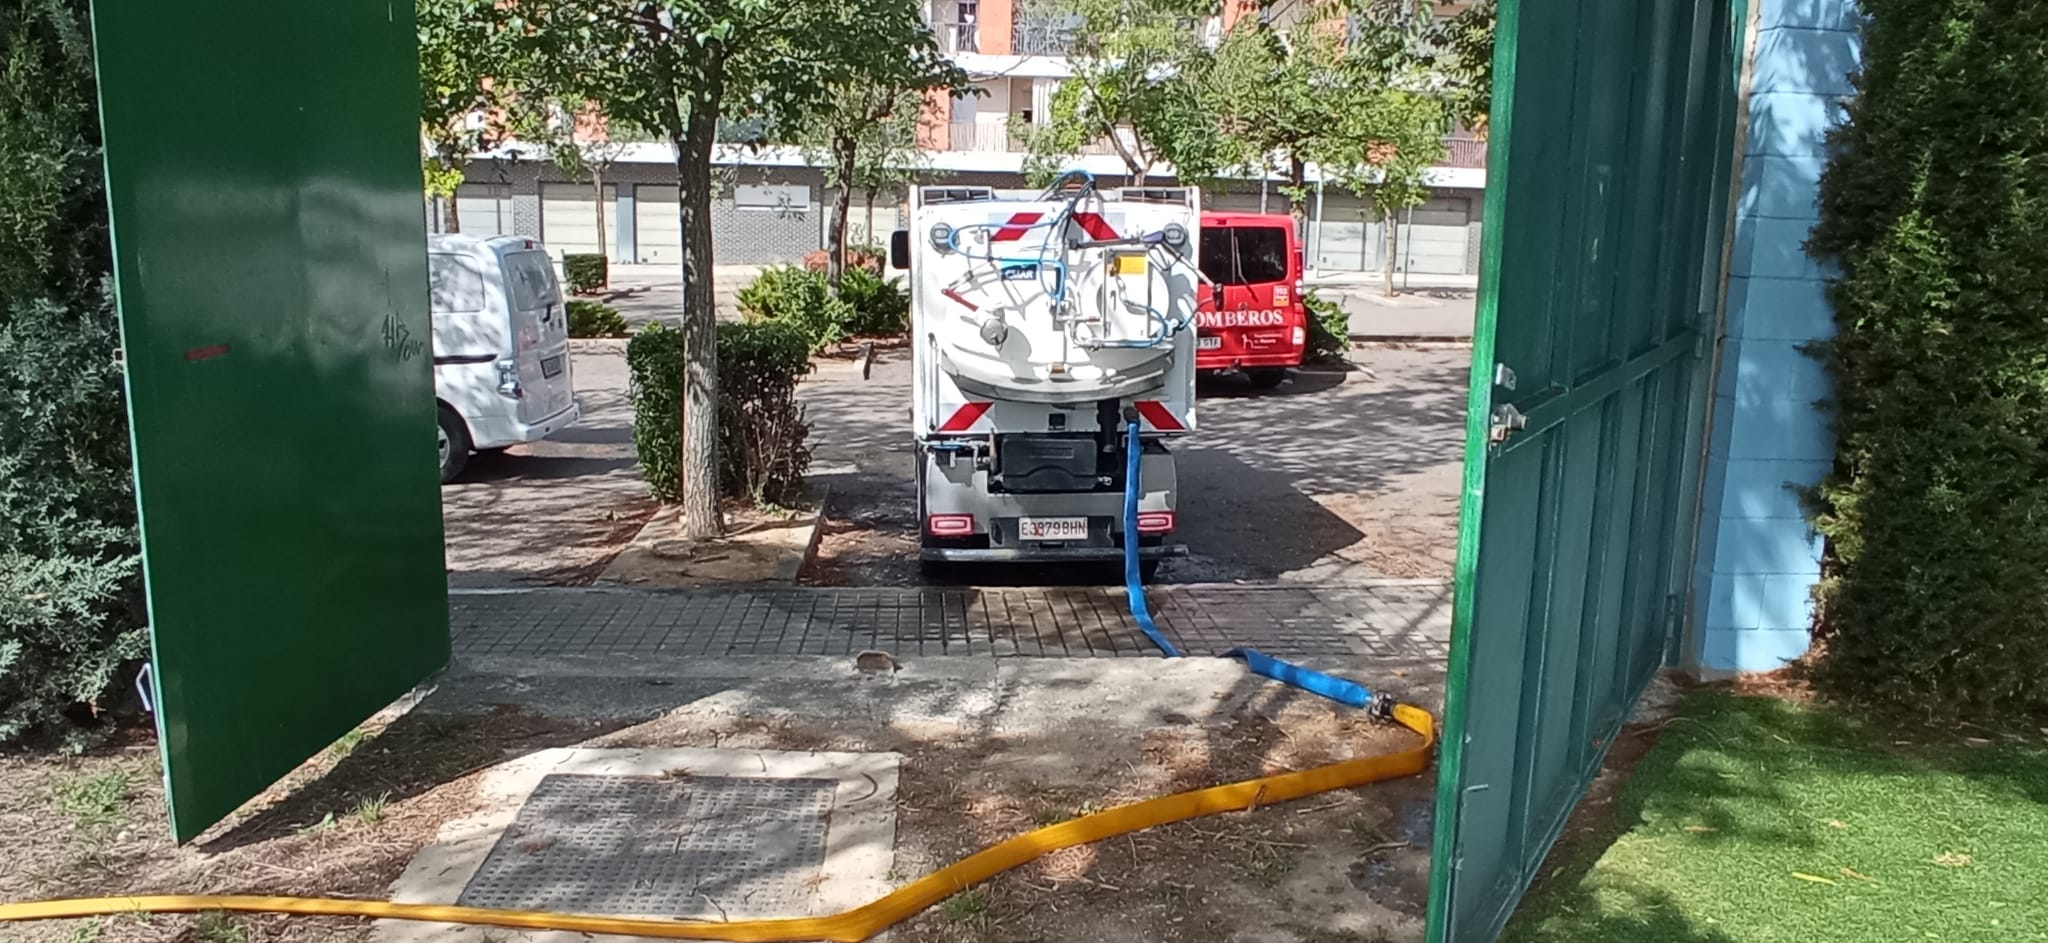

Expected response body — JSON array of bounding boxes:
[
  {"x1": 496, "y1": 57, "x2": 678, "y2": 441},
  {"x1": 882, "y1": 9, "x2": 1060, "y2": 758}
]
[
  {"x1": 443, "y1": 192, "x2": 462, "y2": 234},
  {"x1": 675, "y1": 88, "x2": 726, "y2": 539},
  {"x1": 1382, "y1": 205, "x2": 1400, "y2": 298},
  {"x1": 864, "y1": 189, "x2": 877, "y2": 248},
  {"x1": 593, "y1": 167, "x2": 608, "y2": 270},
  {"x1": 828, "y1": 140, "x2": 855, "y2": 293},
  {"x1": 1287, "y1": 155, "x2": 1308, "y2": 243}
]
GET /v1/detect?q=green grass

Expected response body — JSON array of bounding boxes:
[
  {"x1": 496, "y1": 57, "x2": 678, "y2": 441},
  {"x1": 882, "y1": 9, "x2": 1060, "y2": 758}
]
[
  {"x1": 52, "y1": 772, "x2": 130, "y2": 832},
  {"x1": 940, "y1": 888, "x2": 990, "y2": 928},
  {"x1": 1507, "y1": 692, "x2": 2048, "y2": 943}
]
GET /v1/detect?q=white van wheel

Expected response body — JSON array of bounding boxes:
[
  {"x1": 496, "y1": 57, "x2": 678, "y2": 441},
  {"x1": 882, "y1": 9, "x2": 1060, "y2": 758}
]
[{"x1": 437, "y1": 406, "x2": 471, "y2": 484}]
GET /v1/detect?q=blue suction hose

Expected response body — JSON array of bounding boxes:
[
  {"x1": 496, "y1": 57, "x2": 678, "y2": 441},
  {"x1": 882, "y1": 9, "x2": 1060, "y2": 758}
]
[
  {"x1": 1122, "y1": 419, "x2": 1183, "y2": 658},
  {"x1": 1120, "y1": 419, "x2": 1394, "y2": 718}
]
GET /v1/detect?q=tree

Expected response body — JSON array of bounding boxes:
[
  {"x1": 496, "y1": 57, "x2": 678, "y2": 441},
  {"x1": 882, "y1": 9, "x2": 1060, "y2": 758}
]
[
  {"x1": 1, "y1": 0, "x2": 147, "y2": 742},
  {"x1": 1316, "y1": 87, "x2": 1446, "y2": 296},
  {"x1": 418, "y1": 0, "x2": 519, "y2": 232},
  {"x1": 1431, "y1": 0, "x2": 1495, "y2": 138},
  {"x1": 796, "y1": 67, "x2": 969, "y2": 291},
  {"x1": 502, "y1": 0, "x2": 950, "y2": 539},
  {"x1": 523, "y1": 104, "x2": 645, "y2": 265},
  {"x1": 1021, "y1": 0, "x2": 1224, "y2": 186},
  {"x1": 1202, "y1": 7, "x2": 1354, "y2": 233}
]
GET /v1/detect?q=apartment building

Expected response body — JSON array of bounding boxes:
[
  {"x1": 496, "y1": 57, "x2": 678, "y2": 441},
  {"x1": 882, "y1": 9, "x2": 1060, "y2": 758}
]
[{"x1": 443, "y1": 0, "x2": 1488, "y2": 278}]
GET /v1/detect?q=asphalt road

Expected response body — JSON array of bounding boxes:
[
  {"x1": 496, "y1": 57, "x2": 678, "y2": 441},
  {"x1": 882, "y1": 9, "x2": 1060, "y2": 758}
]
[{"x1": 800, "y1": 345, "x2": 1470, "y2": 587}]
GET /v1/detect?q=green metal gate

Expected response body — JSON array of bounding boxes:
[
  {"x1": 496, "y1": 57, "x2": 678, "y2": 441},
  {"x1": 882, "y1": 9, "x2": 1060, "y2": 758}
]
[
  {"x1": 93, "y1": 0, "x2": 451, "y2": 841},
  {"x1": 1425, "y1": 0, "x2": 1748, "y2": 937}
]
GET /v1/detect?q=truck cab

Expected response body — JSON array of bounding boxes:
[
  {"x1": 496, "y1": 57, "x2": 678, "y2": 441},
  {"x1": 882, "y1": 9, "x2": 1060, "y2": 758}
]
[{"x1": 1194, "y1": 212, "x2": 1307, "y2": 388}]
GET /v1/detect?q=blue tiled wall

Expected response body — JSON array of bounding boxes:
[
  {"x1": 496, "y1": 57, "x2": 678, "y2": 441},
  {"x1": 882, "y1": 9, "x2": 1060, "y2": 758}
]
[{"x1": 1689, "y1": 0, "x2": 1859, "y2": 676}]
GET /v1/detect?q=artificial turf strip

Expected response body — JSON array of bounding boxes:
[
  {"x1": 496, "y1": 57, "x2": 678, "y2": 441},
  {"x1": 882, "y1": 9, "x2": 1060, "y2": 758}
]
[{"x1": 1505, "y1": 692, "x2": 2048, "y2": 943}]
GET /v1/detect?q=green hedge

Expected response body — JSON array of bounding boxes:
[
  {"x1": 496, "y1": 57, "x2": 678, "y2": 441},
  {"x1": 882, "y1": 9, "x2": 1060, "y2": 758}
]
[
  {"x1": 1806, "y1": 0, "x2": 2048, "y2": 713},
  {"x1": 1, "y1": 0, "x2": 146, "y2": 743},
  {"x1": 566, "y1": 299, "x2": 628, "y2": 338},
  {"x1": 562, "y1": 254, "x2": 607, "y2": 295},
  {"x1": 627, "y1": 321, "x2": 812, "y2": 506},
  {"x1": 737, "y1": 265, "x2": 909, "y2": 352},
  {"x1": 1302, "y1": 289, "x2": 1350, "y2": 364}
]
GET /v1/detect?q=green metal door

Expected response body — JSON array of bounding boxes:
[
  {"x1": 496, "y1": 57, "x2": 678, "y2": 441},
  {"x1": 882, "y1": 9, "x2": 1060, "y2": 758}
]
[
  {"x1": 92, "y1": 0, "x2": 451, "y2": 841},
  {"x1": 1425, "y1": 0, "x2": 1748, "y2": 937}
]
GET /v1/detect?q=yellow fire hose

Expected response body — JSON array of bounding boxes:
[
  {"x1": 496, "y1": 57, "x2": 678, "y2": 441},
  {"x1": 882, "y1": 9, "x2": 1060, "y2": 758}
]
[{"x1": 0, "y1": 704, "x2": 1432, "y2": 942}]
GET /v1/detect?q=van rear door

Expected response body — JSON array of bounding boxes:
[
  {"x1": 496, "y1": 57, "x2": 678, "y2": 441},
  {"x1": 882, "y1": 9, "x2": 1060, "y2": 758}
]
[
  {"x1": 1197, "y1": 220, "x2": 1303, "y2": 364},
  {"x1": 501, "y1": 249, "x2": 574, "y2": 423}
]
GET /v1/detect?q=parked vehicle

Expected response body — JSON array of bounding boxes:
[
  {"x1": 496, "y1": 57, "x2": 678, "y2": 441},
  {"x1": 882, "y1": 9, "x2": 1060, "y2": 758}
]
[
  {"x1": 1194, "y1": 212, "x2": 1307, "y2": 388},
  {"x1": 892, "y1": 178, "x2": 1202, "y2": 579},
  {"x1": 426, "y1": 234, "x2": 579, "y2": 483}
]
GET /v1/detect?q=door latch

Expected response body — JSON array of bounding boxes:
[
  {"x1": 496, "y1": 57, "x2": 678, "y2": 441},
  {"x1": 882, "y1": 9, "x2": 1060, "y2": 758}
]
[
  {"x1": 1494, "y1": 362, "x2": 1517, "y2": 390},
  {"x1": 1489, "y1": 403, "x2": 1528, "y2": 444}
]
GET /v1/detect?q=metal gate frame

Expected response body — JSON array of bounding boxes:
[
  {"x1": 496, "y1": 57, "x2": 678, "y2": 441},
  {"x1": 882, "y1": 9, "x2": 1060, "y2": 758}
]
[{"x1": 1424, "y1": 0, "x2": 1750, "y2": 937}]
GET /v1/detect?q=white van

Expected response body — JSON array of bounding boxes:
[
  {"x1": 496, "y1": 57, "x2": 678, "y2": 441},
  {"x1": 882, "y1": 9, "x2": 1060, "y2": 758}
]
[{"x1": 427, "y1": 234, "x2": 579, "y2": 482}]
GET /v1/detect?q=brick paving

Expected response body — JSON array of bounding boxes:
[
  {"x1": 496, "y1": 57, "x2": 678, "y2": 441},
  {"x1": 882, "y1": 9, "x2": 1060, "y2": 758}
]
[{"x1": 449, "y1": 582, "x2": 1453, "y2": 660}]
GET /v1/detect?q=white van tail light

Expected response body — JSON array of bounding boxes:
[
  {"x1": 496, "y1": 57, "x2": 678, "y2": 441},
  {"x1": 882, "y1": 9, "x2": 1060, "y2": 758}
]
[
  {"x1": 927, "y1": 514, "x2": 975, "y2": 536},
  {"x1": 1137, "y1": 511, "x2": 1175, "y2": 534},
  {"x1": 496, "y1": 359, "x2": 525, "y2": 399}
]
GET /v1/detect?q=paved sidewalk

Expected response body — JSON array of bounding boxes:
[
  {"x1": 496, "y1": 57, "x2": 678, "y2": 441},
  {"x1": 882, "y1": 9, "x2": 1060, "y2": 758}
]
[{"x1": 450, "y1": 582, "x2": 1453, "y2": 661}]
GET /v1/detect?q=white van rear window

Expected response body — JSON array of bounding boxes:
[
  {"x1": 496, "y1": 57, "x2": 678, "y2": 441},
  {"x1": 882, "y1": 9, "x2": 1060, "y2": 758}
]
[
  {"x1": 429, "y1": 253, "x2": 486, "y2": 313},
  {"x1": 504, "y1": 251, "x2": 559, "y2": 311}
]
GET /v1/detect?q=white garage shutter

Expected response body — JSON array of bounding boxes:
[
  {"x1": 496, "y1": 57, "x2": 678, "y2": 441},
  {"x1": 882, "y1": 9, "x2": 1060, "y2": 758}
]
[
  {"x1": 846, "y1": 199, "x2": 902, "y2": 248},
  {"x1": 454, "y1": 183, "x2": 511, "y2": 236},
  {"x1": 540, "y1": 182, "x2": 617, "y2": 259},
  {"x1": 1396, "y1": 197, "x2": 1472, "y2": 275},
  {"x1": 635, "y1": 184, "x2": 682, "y2": 264}
]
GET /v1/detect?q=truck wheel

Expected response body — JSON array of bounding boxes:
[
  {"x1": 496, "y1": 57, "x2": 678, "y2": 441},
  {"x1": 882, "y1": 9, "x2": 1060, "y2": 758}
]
[
  {"x1": 1247, "y1": 368, "x2": 1289, "y2": 389},
  {"x1": 437, "y1": 406, "x2": 471, "y2": 484}
]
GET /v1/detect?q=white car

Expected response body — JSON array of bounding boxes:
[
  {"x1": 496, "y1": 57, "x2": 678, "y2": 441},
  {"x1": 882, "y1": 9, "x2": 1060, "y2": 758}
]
[{"x1": 427, "y1": 234, "x2": 579, "y2": 482}]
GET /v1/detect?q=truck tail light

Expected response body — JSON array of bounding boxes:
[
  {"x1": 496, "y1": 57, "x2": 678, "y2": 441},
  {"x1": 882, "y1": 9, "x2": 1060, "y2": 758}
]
[
  {"x1": 927, "y1": 514, "x2": 975, "y2": 536},
  {"x1": 495, "y1": 358, "x2": 525, "y2": 399},
  {"x1": 1136, "y1": 511, "x2": 1175, "y2": 534}
]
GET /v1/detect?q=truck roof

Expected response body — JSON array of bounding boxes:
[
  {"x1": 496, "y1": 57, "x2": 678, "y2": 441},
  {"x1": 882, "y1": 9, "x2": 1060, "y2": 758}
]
[{"x1": 1200, "y1": 211, "x2": 1297, "y2": 228}]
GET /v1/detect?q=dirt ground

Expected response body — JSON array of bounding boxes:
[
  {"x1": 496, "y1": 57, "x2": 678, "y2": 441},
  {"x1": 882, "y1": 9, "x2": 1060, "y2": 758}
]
[
  {"x1": 439, "y1": 341, "x2": 656, "y2": 588},
  {"x1": 800, "y1": 345, "x2": 1469, "y2": 587},
  {"x1": 0, "y1": 708, "x2": 602, "y2": 943}
]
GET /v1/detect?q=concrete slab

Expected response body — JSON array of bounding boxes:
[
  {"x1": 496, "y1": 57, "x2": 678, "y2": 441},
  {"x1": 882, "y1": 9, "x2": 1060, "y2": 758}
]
[{"x1": 377, "y1": 746, "x2": 898, "y2": 943}]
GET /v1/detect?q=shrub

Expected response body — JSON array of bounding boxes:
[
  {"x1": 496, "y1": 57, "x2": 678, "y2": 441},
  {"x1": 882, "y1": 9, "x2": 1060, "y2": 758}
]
[
  {"x1": 565, "y1": 300, "x2": 628, "y2": 338},
  {"x1": 1, "y1": 0, "x2": 146, "y2": 742},
  {"x1": 1805, "y1": 0, "x2": 2048, "y2": 713},
  {"x1": 736, "y1": 266, "x2": 854, "y2": 352},
  {"x1": 628, "y1": 321, "x2": 813, "y2": 505},
  {"x1": 837, "y1": 267, "x2": 910, "y2": 337},
  {"x1": 562, "y1": 253, "x2": 607, "y2": 294},
  {"x1": 1302, "y1": 290, "x2": 1351, "y2": 364},
  {"x1": 801, "y1": 246, "x2": 882, "y2": 274}
]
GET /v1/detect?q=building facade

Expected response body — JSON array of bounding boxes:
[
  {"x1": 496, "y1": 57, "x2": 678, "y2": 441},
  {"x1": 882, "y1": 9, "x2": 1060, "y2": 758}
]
[{"x1": 446, "y1": 1, "x2": 1490, "y2": 276}]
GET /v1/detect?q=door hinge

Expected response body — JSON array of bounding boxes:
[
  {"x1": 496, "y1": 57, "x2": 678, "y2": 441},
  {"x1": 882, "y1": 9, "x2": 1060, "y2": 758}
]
[
  {"x1": 1489, "y1": 403, "x2": 1528, "y2": 444},
  {"x1": 1493, "y1": 362, "x2": 1517, "y2": 390}
]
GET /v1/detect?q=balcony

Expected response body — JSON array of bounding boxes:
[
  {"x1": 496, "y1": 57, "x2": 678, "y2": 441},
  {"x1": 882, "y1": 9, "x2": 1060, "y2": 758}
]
[
  {"x1": 932, "y1": 20, "x2": 978, "y2": 54},
  {"x1": 1011, "y1": 20, "x2": 1079, "y2": 56},
  {"x1": 1439, "y1": 135, "x2": 1487, "y2": 169},
  {"x1": 948, "y1": 122, "x2": 1020, "y2": 152}
]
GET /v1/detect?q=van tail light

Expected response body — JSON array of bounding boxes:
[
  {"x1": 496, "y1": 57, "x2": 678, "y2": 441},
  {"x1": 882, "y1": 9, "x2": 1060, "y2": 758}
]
[
  {"x1": 927, "y1": 513, "x2": 975, "y2": 536},
  {"x1": 496, "y1": 358, "x2": 525, "y2": 399},
  {"x1": 1136, "y1": 511, "x2": 1175, "y2": 534}
]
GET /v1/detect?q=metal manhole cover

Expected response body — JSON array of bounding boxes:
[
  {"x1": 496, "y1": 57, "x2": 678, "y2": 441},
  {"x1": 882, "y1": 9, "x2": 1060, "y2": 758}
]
[{"x1": 457, "y1": 773, "x2": 838, "y2": 917}]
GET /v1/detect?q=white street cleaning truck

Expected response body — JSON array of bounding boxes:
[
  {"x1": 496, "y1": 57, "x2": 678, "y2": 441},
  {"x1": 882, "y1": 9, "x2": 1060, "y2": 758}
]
[{"x1": 888, "y1": 175, "x2": 1208, "y2": 579}]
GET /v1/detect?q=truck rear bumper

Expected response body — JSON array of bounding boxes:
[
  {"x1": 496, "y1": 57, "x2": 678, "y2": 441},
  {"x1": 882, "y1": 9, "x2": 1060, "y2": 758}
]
[{"x1": 921, "y1": 544, "x2": 1188, "y2": 563}]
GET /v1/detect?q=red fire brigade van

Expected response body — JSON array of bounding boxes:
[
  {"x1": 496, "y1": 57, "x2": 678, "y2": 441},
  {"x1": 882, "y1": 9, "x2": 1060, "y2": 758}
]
[{"x1": 1194, "y1": 212, "x2": 1307, "y2": 388}]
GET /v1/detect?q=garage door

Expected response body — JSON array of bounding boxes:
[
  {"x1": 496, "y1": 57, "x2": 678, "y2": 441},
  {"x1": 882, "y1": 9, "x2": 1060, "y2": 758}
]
[
  {"x1": 1397, "y1": 197, "x2": 1472, "y2": 275},
  {"x1": 1313, "y1": 215, "x2": 1380, "y2": 273},
  {"x1": 846, "y1": 201, "x2": 902, "y2": 249},
  {"x1": 540, "y1": 182, "x2": 617, "y2": 259},
  {"x1": 635, "y1": 184, "x2": 681, "y2": 264},
  {"x1": 454, "y1": 183, "x2": 511, "y2": 236}
]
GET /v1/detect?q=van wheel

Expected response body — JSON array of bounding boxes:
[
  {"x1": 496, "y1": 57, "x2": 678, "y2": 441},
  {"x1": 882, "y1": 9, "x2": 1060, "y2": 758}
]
[
  {"x1": 1247, "y1": 368, "x2": 1288, "y2": 389},
  {"x1": 1139, "y1": 559, "x2": 1163, "y2": 583},
  {"x1": 437, "y1": 406, "x2": 471, "y2": 484}
]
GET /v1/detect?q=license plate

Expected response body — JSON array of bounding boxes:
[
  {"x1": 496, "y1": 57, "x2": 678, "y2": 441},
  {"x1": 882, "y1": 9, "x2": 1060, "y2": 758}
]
[
  {"x1": 540, "y1": 355, "x2": 564, "y2": 378},
  {"x1": 1197, "y1": 335, "x2": 1222, "y2": 350},
  {"x1": 1018, "y1": 517, "x2": 1088, "y2": 541}
]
